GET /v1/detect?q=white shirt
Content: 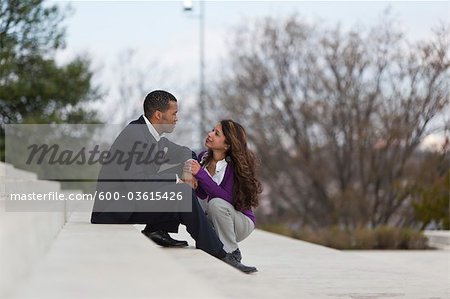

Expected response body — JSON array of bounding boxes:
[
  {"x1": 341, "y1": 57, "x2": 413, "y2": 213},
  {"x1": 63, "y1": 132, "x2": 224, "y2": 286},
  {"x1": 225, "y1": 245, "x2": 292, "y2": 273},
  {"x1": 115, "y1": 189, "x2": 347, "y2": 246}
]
[
  {"x1": 143, "y1": 114, "x2": 162, "y2": 142},
  {"x1": 204, "y1": 158, "x2": 228, "y2": 185}
]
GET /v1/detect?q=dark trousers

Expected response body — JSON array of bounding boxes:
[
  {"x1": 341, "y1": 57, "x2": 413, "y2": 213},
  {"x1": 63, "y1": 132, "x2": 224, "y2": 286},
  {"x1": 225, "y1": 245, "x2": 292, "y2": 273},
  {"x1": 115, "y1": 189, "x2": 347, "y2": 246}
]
[{"x1": 128, "y1": 194, "x2": 224, "y2": 258}]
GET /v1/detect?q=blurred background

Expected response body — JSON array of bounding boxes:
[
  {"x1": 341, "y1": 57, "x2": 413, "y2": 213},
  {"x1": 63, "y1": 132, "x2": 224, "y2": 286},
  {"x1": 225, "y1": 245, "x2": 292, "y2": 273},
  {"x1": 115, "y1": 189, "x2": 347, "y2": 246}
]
[{"x1": 1, "y1": 0, "x2": 449, "y2": 250}]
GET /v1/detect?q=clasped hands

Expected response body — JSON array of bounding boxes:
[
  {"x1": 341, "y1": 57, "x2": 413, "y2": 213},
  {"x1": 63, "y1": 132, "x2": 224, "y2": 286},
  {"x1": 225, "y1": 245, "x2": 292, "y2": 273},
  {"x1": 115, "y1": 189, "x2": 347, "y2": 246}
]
[{"x1": 180, "y1": 159, "x2": 202, "y2": 189}]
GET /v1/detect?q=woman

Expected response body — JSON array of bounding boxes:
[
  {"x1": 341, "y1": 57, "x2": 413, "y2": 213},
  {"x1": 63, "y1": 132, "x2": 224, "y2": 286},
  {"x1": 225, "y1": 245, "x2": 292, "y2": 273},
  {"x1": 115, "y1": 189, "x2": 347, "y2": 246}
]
[{"x1": 184, "y1": 120, "x2": 262, "y2": 266}]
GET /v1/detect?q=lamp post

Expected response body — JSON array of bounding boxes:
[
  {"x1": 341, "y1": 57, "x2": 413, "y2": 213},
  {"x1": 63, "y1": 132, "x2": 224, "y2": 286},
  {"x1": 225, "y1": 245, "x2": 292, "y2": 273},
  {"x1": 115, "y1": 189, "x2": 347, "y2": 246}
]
[{"x1": 183, "y1": 0, "x2": 207, "y2": 141}]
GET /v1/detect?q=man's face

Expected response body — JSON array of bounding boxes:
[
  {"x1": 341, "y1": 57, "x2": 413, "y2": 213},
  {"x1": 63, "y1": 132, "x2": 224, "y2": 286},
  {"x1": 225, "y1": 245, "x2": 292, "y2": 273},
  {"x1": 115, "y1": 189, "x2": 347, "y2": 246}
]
[{"x1": 159, "y1": 101, "x2": 178, "y2": 133}]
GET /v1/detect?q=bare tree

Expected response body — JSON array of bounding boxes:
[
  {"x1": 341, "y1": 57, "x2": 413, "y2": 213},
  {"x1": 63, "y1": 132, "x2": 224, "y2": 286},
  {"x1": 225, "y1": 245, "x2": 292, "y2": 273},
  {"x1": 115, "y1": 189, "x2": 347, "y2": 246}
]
[
  {"x1": 211, "y1": 14, "x2": 450, "y2": 229},
  {"x1": 107, "y1": 49, "x2": 201, "y2": 149},
  {"x1": 107, "y1": 49, "x2": 173, "y2": 126}
]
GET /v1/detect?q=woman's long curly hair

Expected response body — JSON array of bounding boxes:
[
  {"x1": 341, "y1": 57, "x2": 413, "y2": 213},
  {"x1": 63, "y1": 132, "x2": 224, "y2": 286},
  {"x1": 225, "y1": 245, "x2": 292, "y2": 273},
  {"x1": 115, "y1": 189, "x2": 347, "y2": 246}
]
[{"x1": 203, "y1": 120, "x2": 262, "y2": 211}]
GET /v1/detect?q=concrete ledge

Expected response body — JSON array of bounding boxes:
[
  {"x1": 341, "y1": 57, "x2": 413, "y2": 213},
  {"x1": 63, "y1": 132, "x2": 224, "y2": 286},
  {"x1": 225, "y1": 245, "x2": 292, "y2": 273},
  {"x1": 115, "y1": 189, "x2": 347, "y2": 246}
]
[
  {"x1": 3, "y1": 163, "x2": 447, "y2": 298},
  {"x1": 166, "y1": 225, "x2": 450, "y2": 299},
  {"x1": 0, "y1": 162, "x2": 75, "y2": 298},
  {"x1": 0, "y1": 207, "x2": 66, "y2": 298},
  {"x1": 0, "y1": 163, "x2": 38, "y2": 180},
  {"x1": 424, "y1": 230, "x2": 450, "y2": 250},
  {"x1": 7, "y1": 211, "x2": 449, "y2": 299},
  {"x1": 9, "y1": 213, "x2": 227, "y2": 299}
]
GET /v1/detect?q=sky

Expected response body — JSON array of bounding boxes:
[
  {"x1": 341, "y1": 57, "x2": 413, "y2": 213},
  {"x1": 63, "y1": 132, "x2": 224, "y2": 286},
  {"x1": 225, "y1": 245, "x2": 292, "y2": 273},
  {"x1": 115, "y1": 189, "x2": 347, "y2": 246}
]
[{"x1": 52, "y1": 1, "x2": 450, "y2": 139}]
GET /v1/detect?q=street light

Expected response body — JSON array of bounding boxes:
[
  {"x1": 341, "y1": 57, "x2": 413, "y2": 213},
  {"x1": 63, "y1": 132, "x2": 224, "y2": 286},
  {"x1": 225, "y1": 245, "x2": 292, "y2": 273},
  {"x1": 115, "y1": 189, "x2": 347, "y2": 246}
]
[
  {"x1": 183, "y1": 0, "x2": 207, "y2": 141},
  {"x1": 183, "y1": 0, "x2": 193, "y2": 11}
]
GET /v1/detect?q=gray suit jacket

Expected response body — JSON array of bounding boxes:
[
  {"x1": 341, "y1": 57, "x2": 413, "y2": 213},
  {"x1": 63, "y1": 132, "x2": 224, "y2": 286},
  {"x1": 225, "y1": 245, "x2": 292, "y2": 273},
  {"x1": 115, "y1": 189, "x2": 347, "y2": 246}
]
[{"x1": 91, "y1": 115, "x2": 194, "y2": 223}]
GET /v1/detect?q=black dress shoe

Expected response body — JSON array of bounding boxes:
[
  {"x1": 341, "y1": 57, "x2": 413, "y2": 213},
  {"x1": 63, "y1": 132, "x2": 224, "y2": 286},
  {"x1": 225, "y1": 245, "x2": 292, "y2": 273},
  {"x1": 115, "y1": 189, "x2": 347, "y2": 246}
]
[
  {"x1": 141, "y1": 230, "x2": 188, "y2": 247},
  {"x1": 221, "y1": 253, "x2": 257, "y2": 274}
]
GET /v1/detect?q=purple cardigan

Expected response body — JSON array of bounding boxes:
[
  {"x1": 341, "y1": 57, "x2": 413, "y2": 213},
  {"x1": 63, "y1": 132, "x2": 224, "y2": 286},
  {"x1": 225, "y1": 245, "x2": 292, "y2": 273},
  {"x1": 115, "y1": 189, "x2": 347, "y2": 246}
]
[{"x1": 194, "y1": 151, "x2": 256, "y2": 225}]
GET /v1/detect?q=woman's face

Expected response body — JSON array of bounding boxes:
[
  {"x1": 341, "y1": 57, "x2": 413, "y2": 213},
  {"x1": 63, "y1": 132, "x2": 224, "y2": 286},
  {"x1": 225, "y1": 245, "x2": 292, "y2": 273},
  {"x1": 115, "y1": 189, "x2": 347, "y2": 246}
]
[{"x1": 205, "y1": 123, "x2": 228, "y2": 151}]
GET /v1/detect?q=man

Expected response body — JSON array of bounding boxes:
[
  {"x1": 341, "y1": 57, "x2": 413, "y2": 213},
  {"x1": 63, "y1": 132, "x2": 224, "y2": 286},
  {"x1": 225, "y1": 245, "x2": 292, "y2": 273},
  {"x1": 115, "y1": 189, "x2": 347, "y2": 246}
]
[{"x1": 91, "y1": 90, "x2": 256, "y2": 273}]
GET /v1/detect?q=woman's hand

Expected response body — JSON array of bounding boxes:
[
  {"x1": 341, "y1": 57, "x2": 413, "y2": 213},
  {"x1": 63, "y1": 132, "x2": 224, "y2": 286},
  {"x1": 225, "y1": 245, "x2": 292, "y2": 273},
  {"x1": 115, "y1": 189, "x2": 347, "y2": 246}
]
[
  {"x1": 183, "y1": 159, "x2": 201, "y2": 176},
  {"x1": 181, "y1": 172, "x2": 198, "y2": 189}
]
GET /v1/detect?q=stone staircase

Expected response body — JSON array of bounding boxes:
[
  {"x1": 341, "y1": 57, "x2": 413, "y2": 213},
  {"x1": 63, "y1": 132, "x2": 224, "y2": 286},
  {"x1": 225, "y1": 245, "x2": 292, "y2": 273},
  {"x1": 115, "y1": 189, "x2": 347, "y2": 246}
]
[
  {"x1": 0, "y1": 162, "x2": 80, "y2": 298},
  {"x1": 1, "y1": 162, "x2": 449, "y2": 299}
]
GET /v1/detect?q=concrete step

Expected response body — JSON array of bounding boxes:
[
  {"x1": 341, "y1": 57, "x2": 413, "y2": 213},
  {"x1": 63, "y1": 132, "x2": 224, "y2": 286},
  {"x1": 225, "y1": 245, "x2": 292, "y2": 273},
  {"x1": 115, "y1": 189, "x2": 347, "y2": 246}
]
[
  {"x1": 7, "y1": 213, "x2": 227, "y2": 299},
  {"x1": 162, "y1": 225, "x2": 450, "y2": 299},
  {"x1": 0, "y1": 200, "x2": 66, "y2": 297},
  {"x1": 424, "y1": 230, "x2": 450, "y2": 250},
  {"x1": 7, "y1": 212, "x2": 449, "y2": 299},
  {"x1": 2, "y1": 179, "x2": 64, "y2": 214},
  {"x1": 0, "y1": 162, "x2": 78, "y2": 298},
  {"x1": 0, "y1": 163, "x2": 38, "y2": 180}
]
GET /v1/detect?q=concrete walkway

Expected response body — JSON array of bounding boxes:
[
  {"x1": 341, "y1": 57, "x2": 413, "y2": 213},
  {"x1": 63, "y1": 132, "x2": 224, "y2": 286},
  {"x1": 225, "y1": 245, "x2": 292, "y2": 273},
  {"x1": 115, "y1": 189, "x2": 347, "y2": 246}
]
[{"x1": 7, "y1": 212, "x2": 450, "y2": 299}]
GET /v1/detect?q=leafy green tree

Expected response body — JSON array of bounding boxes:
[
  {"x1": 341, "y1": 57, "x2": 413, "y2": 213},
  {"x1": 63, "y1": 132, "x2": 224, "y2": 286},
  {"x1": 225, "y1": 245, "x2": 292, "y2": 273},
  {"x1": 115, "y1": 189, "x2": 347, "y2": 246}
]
[
  {"x1": 413, "y1": 171, "x2": 450, "y2": 230},
  {"x1": 0, "y1": 0, "x2": 102, "y2": 160}
]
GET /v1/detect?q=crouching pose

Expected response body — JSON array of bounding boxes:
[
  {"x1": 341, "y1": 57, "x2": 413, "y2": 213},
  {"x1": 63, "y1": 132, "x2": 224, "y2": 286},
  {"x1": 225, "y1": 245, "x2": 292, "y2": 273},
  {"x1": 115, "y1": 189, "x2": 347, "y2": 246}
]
[{"x1": 185, "y1": 119, "x2": 262, "y2": 269}]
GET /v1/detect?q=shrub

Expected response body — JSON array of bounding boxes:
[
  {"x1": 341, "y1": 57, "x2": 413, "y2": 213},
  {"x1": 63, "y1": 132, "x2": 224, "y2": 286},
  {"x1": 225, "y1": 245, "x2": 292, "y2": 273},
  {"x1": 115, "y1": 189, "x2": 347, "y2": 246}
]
[{"x1": 260, "y1": 224, "x2": 430, "y2": 249}]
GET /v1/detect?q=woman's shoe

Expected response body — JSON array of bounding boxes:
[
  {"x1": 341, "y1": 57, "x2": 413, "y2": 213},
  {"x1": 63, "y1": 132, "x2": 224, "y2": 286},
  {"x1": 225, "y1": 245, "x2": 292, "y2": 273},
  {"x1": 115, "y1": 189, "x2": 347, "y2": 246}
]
[
  {"x1": 232, "y1": 248, "x2": 242, "y2": 262},
  {"x1": 221, "y1": 253, "x2": 257, "y2": 274}
]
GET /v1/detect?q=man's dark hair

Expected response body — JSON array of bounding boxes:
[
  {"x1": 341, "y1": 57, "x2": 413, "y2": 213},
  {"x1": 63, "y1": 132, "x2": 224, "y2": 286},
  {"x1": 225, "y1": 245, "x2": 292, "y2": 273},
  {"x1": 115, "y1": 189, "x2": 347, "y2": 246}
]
[{"x1": 143, "y1": 90, "x2": 177, "y2": 118}]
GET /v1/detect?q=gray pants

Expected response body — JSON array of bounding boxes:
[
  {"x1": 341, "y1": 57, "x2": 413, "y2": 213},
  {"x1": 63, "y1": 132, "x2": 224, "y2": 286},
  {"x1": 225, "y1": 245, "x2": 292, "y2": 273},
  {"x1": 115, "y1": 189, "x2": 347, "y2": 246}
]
[{"x1": 200, "y1": 197, "x2": 254, "y2": 253}]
